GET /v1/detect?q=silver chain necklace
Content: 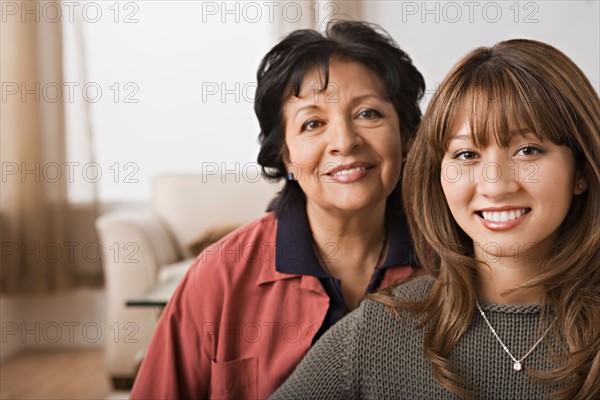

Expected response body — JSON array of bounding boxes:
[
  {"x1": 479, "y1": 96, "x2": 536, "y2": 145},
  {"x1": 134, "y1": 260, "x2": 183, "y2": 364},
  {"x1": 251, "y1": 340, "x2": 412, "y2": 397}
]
[{"x1": 475, "y1": 300, "x2": 555, "y2": 371}]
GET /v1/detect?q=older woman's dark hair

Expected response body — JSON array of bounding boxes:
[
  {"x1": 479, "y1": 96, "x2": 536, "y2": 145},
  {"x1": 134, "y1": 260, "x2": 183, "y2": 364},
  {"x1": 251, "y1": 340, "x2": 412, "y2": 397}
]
[{"x1": 255, "y1": 20, "x2": 425, "y2": 216}]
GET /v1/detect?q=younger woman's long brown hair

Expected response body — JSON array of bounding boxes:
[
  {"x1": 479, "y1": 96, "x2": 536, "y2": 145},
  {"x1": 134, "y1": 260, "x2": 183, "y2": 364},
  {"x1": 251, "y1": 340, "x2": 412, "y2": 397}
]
[{"x1": 399, "y1": 39, "x2": 600, "y2": 399}]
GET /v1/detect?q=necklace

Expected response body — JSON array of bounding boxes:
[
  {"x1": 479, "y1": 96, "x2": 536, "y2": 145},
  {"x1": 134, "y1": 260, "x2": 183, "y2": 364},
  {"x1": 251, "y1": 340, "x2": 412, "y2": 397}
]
[{"x1": 475, "y1": 300, "x2": 555, "y2": 371}]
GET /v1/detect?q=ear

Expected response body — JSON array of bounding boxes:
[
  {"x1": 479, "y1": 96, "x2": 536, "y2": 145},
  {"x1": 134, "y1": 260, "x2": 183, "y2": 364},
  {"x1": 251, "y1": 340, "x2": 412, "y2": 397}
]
[
  {"x1": 280, "y1": 145, "x2": 300, "y2": 181},
  {"x1": 573, "y1": 170, "x2": 588, "y2": 195},
  {"x1": 280, "y1": 144, "x2": 291, "y2": 167}
]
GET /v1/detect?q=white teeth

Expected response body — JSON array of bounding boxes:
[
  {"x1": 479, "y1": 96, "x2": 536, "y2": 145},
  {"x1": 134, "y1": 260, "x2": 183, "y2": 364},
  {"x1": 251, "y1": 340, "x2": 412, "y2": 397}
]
[
  {"x1": 333, "y1": 166, "x2": 368, "y2": 176},
  {"x1": 481, "y1": 209, "x2": 528, "y2": 222}
]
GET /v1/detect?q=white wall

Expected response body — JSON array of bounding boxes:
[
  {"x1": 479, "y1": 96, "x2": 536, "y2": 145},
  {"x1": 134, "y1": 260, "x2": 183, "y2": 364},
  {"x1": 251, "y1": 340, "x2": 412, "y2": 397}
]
[
  {"x1": 363, "y1": 0, "x2": 599, "y2": 109},
  {"x1": 63, "y1": 1, "x2": 275, "y2": 203},
  {"x1": 61, "y1": 0, "x2": 599, "y2": 203}
]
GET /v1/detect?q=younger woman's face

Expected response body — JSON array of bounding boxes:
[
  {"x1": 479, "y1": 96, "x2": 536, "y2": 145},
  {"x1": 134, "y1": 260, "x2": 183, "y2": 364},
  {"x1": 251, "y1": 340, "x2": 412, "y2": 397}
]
[{"x1": 440, "y1": 111, "x2": 586, "y2": 264}]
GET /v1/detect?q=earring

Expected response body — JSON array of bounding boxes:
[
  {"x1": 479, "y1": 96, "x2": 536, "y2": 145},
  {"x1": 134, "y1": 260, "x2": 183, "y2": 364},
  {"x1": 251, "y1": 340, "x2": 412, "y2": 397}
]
[
  {"x1": 287, "y1": 173, "x2": 295, "y2": 181},
  {"x1": 578, "y1": 182, "x2": 584, "y2": 190}
]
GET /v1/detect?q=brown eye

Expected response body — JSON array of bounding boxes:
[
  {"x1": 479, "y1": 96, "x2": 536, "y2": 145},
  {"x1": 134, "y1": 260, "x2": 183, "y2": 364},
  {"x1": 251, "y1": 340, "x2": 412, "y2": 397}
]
[
  {"x1": 357, "y1": 109, "x2": 381, "y2": 119},
  {"x1": 453, "y1": 150, "x2": 478, "y2": 160},
  {"x1": 302, "y1": 120, "x2": 323, "y2": 131},
  {"x1": 516, "y1": 145, "x2": 544, "y2": 156}
]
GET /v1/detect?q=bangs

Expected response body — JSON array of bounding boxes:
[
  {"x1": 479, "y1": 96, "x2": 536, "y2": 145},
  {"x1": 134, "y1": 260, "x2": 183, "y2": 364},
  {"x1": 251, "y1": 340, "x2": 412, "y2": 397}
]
[
  {"x1": 287, "y1": 50, "x2": 333, "y2": 99},
  {"x1": 286, "y1": 51, "x2": 385, "y2": 100},
  {"x1": 463, "y1": 80, "x2": 535, "y2": 148},
  {"x1": 437, "y1": 58, "x2": 576, "y2": 153}
]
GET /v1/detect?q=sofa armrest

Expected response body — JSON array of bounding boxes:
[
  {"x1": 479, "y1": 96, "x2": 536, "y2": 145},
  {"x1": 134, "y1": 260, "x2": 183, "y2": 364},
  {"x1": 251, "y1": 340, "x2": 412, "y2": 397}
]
[
  {"x1": 95, "y1": 210, "x2": 181, "y2": 377},
  {"x1": 96, "y1": 210, "x2": 180, "y2": 297}
]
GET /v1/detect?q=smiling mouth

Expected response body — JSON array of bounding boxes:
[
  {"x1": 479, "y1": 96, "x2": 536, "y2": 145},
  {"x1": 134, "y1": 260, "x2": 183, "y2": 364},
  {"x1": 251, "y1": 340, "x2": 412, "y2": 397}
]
[
  {"x1": 328, "y1": 166, "x2": 371, "y2": 176},
  {"x1": 477, "y1": 208, "x2": 531, "y2": 222}
]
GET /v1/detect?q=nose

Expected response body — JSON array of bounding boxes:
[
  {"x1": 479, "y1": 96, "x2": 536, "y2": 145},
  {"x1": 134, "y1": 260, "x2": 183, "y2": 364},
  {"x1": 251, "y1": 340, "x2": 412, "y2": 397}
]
[
  {"x1": 327, "y1": 118, "x2": 363, "y2": 155},
  {"x1": 475, "y1": 159, "x2": 520, "y2": 199}
]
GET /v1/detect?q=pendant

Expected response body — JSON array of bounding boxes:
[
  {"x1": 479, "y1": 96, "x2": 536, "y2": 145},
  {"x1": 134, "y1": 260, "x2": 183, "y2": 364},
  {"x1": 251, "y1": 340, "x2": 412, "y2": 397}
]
[{"x1": 513, "y1": 362, "x2": 522, "y2": 371}]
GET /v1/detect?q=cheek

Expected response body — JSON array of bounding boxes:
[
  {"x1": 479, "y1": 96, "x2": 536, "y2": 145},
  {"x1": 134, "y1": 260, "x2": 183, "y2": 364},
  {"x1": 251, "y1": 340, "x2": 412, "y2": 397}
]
[
  {"x1": 286, "y1": 140, "x2": 319, "y2": 172},
  {"x1": 441, "y1": 161, "x2": 468, "y2": 187},
  {"x1": 441, "y1": 182, "x2": 460, "y2": 214},
  {"x1": 376, "y1": 133, "x2": 402, "y2": 173},
  {"x1": 533, "y1": 148, "x2": 578, "y2": 206},
  {"x1": 531, "y1": 167, "x2": 576, "y2": 213},
  {"x1": 440, "y1": 162, "x2": 472, "y2": 213}
]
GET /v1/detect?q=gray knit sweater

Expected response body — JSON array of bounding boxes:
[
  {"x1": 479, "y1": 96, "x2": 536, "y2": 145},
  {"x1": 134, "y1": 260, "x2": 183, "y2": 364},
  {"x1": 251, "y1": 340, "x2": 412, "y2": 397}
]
[{"x1": 271, "y1": 276, "x2": 564, "y2": 399}]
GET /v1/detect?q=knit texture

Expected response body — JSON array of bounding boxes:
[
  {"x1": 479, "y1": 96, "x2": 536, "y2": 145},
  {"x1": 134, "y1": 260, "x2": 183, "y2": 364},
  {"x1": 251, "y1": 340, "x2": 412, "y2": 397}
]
[{"x1": 271, "y1": 276, "x2": 564, "y2": 400}]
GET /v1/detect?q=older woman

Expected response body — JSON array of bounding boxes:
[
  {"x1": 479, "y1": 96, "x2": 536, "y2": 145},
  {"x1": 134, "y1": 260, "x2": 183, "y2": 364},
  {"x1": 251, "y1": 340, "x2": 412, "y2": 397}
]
[{"x1": 130, "y1": 20, "x2": 424, "y2": 399}]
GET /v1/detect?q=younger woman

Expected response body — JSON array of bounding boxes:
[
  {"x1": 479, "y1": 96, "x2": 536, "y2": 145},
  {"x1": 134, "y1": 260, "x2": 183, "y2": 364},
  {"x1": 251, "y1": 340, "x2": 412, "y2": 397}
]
[{"x1": 272, "y1": 39, "x2": 600, "y2": 399}]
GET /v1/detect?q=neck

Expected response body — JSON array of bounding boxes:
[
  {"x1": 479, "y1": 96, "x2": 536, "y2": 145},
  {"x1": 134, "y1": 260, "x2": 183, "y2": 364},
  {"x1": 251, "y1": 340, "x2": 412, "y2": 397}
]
[
  {"x1": 306, "y1": 201, "x2": 387, "y2": 276},
  {"x1": 475, "y1": 247, "x2": 545, "y2": 305}
]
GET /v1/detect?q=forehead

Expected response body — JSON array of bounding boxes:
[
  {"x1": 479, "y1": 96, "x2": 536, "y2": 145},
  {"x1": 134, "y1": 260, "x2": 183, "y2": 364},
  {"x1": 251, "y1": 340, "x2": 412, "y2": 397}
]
[{"x1": 288, "y1": 59, "x2": 386, "y2": 102}]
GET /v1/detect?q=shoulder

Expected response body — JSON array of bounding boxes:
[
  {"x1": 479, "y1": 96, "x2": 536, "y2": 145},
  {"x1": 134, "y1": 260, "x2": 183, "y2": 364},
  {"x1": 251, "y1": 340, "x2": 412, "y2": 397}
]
[
  {"x1": 356, "y1": 278, "x2": 433, "y2": 363},
  {"x1": 390, "y1": 275, "x2": 435, "y2": 302},
  {"x1": 363, "y1": 275, "x2": 434, "y2": 311},
  {"x1": 194, "y1": 212, "x2": 276, "y2": 260},
  {"x1": 315, "y1": 305, "x2": 365, "y2": 354},
  {"x1": 218, "y1": 212, "x2": 278, "y2": 244},
  {"x1": 359, "y1": 275, "x2": 435, "y2": 330},
  {"x1": 186, "y1": 212, "x2": 278, "y2": 284}
]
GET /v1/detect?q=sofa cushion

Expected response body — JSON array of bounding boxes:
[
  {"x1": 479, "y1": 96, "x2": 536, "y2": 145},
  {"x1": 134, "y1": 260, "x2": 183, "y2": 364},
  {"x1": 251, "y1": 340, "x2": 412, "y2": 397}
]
[
  {"x1": 152, "y1": 174, "x2": 281, "y2": 258},
  {"x1": 187, "y1": 223, "x2": 242, "y2": 256},
  {"x1": 158, "y1": 258, "x2": 195, "y2": 283}
]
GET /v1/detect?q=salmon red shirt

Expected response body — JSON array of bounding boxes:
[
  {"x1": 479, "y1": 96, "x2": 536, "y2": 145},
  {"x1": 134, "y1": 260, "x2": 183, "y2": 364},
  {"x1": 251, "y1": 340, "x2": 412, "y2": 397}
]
[{"x1": 130, "y1": 206, "x2": 415, "y2": 399}]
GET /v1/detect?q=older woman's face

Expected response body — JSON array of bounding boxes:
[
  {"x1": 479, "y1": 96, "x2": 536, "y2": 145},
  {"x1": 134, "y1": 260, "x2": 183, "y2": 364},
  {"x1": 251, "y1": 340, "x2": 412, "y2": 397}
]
[{"x1": 282, "y1": 60, "x2": 402, "y2": 216}]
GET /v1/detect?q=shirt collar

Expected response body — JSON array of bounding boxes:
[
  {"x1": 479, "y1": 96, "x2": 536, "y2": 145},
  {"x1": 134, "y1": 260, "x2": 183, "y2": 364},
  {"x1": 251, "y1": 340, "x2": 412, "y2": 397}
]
[
  {"x1": 275, "y1": 202, "x2": 329, "y2": 278},
  {"x1": 275, "y1": 202, "x2": 416, "y2": 277}
]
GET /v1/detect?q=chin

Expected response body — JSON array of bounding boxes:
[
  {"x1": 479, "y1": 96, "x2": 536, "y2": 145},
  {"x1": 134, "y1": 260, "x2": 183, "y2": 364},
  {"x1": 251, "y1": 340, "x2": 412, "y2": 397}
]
[{"x1": 332, "y1": 199, "x2": 384, "y2": 214}]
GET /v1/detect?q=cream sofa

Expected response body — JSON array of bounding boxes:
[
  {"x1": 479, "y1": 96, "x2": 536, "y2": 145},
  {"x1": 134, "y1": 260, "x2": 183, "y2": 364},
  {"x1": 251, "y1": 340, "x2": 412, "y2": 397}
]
[{"x1": 95, "y1": 174, "x2": 281, "y2": 388}]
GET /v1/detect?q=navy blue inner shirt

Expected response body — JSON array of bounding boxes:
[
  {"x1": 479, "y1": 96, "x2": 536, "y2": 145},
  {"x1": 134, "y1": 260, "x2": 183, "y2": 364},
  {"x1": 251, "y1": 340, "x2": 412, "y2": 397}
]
[{"x1": 275, "y1": 202, "x2": 416, "y2": 344}]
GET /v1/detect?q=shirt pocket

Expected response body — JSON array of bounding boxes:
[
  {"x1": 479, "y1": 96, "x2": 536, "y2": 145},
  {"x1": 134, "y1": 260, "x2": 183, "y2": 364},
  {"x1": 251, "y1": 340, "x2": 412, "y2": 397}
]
[{"x1": 210, "y1": 357, "x2": 258, "y2": 399}]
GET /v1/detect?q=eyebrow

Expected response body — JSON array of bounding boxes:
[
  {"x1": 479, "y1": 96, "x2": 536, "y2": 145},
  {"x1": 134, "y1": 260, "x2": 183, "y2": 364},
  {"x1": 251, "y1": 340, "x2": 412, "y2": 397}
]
[{"x1": 292, "y1": 104, "x2": 321, "y2": 115}]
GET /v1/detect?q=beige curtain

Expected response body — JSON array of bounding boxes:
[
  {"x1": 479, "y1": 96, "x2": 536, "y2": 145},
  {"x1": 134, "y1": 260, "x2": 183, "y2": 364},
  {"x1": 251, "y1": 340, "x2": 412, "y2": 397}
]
[{"x1": 1, "y1": 2, "x2": 71, "y2": 293}]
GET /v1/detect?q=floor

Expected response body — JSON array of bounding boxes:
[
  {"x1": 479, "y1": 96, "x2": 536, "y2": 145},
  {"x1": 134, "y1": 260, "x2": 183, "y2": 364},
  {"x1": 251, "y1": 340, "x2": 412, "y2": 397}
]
[{"x1": 0, "y1": 349, "x2": 128, "y2": 400}]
